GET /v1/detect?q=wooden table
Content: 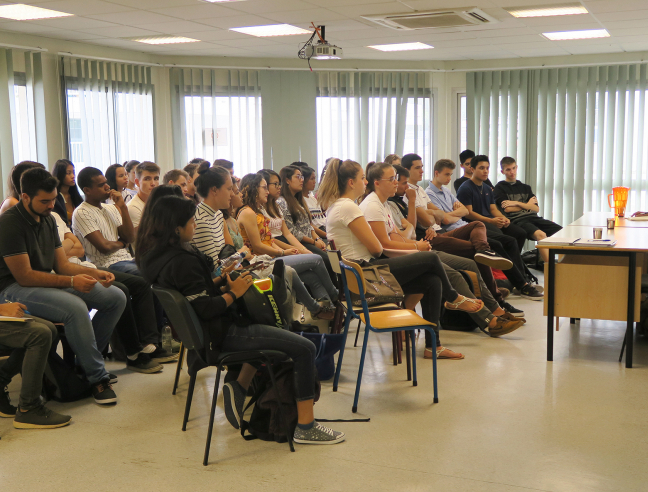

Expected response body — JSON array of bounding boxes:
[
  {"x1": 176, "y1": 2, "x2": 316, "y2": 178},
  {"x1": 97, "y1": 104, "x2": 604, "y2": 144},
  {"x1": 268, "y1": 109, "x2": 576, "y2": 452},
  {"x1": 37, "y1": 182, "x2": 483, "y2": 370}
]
[
  {"x1": 538, "y1": 224, "x2": 648, "y2": 368},
  {"x1": 570, "y1": 211, "x2": 648, "y2": 228}
]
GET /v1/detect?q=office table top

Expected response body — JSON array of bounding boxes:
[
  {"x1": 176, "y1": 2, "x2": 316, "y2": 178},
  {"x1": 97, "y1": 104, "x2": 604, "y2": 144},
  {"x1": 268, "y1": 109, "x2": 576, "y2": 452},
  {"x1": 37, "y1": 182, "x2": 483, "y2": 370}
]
[
  {"x1": 569, "y1": 211, "x2": 648, "y2": 228},
  {"x1": 537, "y1": 225, "x2": 648, "y2": 252}
]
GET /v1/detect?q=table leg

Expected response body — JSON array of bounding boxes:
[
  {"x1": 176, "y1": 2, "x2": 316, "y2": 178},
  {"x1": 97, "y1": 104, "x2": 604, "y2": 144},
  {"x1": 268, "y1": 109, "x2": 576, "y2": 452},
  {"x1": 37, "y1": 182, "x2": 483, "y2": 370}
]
[
  {"x1": 547, "y1": 249, "x2": 556, "y2": 362},
  {"x1": 625, "y1": 252, "x2": 636, "y2": 368}
]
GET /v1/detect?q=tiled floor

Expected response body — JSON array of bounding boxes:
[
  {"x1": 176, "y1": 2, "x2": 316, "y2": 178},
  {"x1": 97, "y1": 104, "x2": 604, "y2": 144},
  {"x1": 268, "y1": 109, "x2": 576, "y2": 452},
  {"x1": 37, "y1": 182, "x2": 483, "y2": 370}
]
[{"x1": 2, "y1": 289, "x2": 648, "y2": 492}]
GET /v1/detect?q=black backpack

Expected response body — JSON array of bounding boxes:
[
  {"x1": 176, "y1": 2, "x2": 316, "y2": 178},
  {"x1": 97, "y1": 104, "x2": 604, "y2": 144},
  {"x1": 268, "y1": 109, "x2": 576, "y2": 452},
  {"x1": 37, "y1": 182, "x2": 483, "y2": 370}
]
[
  {"x1": 42, "y1": 350, "x2": 92, "y2": 403},
  {"x1": 240, "y1": 361, "x2": 321, "y2": 443}
]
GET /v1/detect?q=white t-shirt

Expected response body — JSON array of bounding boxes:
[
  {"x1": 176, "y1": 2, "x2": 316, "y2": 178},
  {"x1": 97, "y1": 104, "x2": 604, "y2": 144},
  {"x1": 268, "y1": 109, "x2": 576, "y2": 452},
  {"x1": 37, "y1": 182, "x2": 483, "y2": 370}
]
[
  {"x1": 404, "y1": 183, "x2": 441, "y2": 231},
  {"x1": 53, "y1": 211, "x2": 96, "y2": 269},
  {"x1": 127, "y1": 194, "x2": 146, "y2": 228},
  {"x1": 72, "y1": 201, "x2": 133, "y2": 268},
  {"x1": 358, "y1": 192, "x2": 396, "y2": 236},
  {"x1": 304, "y1": 193, "x2": 326, "y2": 228},
  {"x1": 326, "y1": 198, "x2": 376, "y2": 262}
]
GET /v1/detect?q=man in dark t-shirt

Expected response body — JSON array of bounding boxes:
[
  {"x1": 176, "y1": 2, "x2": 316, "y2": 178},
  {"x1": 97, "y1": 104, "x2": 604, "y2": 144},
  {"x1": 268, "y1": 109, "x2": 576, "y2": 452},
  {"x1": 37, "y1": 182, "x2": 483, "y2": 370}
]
[
  {"x1": 0, "y1": 168, "x2": 125, "y2": 404},
  {"x1": 494, "y1": 157, "x2": 562, "y2": 263},
  {"x1": 454, "y1": 149, "x2": 493, "y2": 193}
]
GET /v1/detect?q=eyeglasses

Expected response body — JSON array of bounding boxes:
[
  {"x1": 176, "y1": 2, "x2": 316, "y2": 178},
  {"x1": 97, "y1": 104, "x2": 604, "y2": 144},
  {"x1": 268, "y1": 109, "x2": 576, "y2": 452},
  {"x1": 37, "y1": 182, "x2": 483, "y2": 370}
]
[
  {"x1": 269, "y1": 181, "x2": 282, "y2": 188},
  {"x1": 259, "y1": 185, "x2": 268, "y2": 191},
  {"x1": 293, "y1": 174, "x2": 304, "y2": 181},
  {"x1": 379, "y1": 174, "x2": 399, "y2": 182}
]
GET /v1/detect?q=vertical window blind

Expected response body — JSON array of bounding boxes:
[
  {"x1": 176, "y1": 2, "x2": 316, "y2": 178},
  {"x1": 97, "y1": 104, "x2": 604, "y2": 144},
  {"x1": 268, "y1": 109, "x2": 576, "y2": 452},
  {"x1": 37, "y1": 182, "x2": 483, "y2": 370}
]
[
  {"x1": 467, "y1": 65, "x2": 648, "y2": 225},
  {"x1": 169, "y1": 68, "x2": 262, "y2": 176}
]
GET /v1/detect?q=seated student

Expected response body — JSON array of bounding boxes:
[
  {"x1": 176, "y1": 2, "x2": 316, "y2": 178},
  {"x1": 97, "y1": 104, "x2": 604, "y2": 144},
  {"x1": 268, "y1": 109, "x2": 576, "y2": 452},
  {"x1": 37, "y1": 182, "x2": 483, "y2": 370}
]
[
  {"x1": 278, "y1": 165, "x2": 331, "y2": 266},
  {"x1": 191, "y1": 163, "x2": 236, "y2": 263},
  {"x1": 72, "y1": 167, "x2": 175, "y2": 364},
  {"x1": 221, "y1": 180, "x2": 249, "y2": 254},
  {"x1": 213, "y1": 159, "x2": 235, "y2": 177},
  {"x1": 298, "y1": 164, "x2": 327, "y2": 238},
  {"x1": 495, "y1": 157, "x2": 562, "y2": 263},
  {"x1": 123, "y1": 160, "x2": 140, "y2": 201},
  {"x1": 420, "y1": 160, "x2": 524, "y2": 316},
  {"x1": 237, "y1": 173, "x2": 336, "y2": 321},
  {"x1": 163, "y1": 169, "x2": 190, "y2": 198},
  {"x1": 320, "y1": 159, "x2": 471, "y2": 360},
  {"x1": 0, "y1": 168, "x2": 126, "y2": 404},
  {"x1": 384, "y1": 154, "x2": 401, "y2": 166},
  {"x1": 127, "y1": 161, "x2": 160, "y2": 236},
  {"x1": 0, "y1": 302, "x2": 72, "y2": 428},
  {"x1": 361, "y1": 162, "x2": 524, "y2": 337},
  {"x1": 456, "y1": 156, "x2": 543, "y2": 300},
  {"x1": 137, "y1": 195, "x2": 345, "y2": 444},
  {"x1": 0, "y1": 161, "x2": 45, "y2": 214},
  {"x1": 106, "y1": 163, "x2": 134, "y2": 205},
  {"x1": 52, "y1": 159, "x2": 84, "y2": 226},
  {"x1": 183, "y1": 162, "x2": 202, "y2": 204},
  {"x1": 454, "y1": 150, "x2": 494, "y2": 193}
]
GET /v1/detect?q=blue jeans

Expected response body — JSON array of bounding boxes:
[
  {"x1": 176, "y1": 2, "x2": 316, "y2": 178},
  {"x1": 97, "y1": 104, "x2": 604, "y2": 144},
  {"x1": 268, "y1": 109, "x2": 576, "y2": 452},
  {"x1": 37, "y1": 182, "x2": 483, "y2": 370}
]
[
  {"x1": 281, "y1": 254, "x2": 338, "y2": 301},
  {"x1": 1, "y1": 282, "x2": 126, "y2": 385},
  {"x1": 109, "y1": 260, "x2": 140, "y2": 276},
  {"x1": 221, "y1": 323, "x2": 317, "y2": 401}
]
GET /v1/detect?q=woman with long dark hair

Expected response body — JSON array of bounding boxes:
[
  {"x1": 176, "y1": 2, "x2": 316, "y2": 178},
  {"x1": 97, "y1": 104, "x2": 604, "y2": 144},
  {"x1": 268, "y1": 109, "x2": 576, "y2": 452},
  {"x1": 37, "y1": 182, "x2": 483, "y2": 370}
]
[
  {"x1": 124, "y1": 160, "x2": 140, "y2": 196},
  {"x1": 0, "y1": 161, "x2": 44, "y2": 213},
  {"x1": 300, "y1": 164, "x2": 327, "y2": 239},
  {"x1": 52, "y1": 159, "x2": 84, "y2": 225},
  {"x1": 237, "y1": 173, "x2": 337, "y2": 321},
  {"x1": 137, "y1": 195, "x2": 345, "y2": 445},
  {"x1": 105, "y1": 163, "x2": 135, "y2": 205}
]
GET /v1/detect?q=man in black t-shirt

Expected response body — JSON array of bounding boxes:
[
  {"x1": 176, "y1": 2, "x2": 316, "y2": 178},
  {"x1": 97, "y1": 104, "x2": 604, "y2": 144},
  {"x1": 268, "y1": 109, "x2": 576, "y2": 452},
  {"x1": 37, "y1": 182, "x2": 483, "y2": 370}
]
[
  {"x1": 454, "y1": 149, "x2": 493, "y2": 193},
  {"x1": 494, "y1": 157, "x2": 562, "y2": 263}
]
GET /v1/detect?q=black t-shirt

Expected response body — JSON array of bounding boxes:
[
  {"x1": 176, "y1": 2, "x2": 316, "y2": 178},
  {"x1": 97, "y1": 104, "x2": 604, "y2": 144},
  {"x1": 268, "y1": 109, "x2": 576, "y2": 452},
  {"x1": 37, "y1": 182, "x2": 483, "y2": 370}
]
[
  {"x1": 456, "y1": 179, "x2": 496, "y2": 218},
  {"x1": 454, "y1": 176, "x2": 493, "y2": 193},
  {"x1": 494, "y1": 180, "x2": 538, "y2": 221},
  {"x1": 0, "y1": 201, "x2": 62, "y2": 292}
]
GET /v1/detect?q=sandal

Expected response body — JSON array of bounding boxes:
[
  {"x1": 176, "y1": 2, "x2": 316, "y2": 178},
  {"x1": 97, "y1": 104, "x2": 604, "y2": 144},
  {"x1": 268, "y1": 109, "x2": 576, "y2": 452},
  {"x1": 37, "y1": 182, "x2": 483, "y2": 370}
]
[
  {"x1": 444, "y1": 295, "x2": 483, "y2": 313},
  {"x1": 425, "y1": 347, "x2": 464, "y2": 360},
  {"x1": 312, "y1": 306, "x2": 335, "y2": 321}
]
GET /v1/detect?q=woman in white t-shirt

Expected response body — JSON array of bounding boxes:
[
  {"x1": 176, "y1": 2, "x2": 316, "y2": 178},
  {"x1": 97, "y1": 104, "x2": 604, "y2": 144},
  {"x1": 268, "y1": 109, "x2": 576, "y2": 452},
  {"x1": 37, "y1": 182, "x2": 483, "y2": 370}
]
[{"x1": 319, "y1": 159, "x2": 474, "y2": 360}]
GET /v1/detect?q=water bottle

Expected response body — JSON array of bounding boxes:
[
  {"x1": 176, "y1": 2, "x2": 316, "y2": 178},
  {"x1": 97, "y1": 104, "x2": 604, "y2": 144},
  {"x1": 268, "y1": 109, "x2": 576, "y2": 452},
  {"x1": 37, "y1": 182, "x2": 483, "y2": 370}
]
[
  {"x1": 162, "y1": 325, "x2": 173, "y2": 354},
  {"x1": 221, "y1": 251, "x2": 247, "y2": 270}
]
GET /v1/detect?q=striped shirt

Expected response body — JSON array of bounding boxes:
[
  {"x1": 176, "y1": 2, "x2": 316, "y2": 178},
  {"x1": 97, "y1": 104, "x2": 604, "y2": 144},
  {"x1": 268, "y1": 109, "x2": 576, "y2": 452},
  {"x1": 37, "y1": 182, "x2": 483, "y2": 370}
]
[
  {"x1": 72, "y1": 201, "x2": 132, "y2": 268},
  {"x1": 191, "y1": 202, "x2": 225, "y2": 264}
]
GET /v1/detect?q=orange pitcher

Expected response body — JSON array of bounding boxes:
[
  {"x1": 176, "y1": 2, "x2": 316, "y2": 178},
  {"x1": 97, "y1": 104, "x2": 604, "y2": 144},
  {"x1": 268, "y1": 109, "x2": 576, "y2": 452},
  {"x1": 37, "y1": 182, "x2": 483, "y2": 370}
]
[{"x1": 608, "y1": 186, "x2": 630, "y2": 217}]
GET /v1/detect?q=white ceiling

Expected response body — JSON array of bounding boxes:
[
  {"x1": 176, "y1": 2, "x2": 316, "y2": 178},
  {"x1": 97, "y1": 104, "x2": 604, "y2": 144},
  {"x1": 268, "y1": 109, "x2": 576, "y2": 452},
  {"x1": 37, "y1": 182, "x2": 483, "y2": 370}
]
[{"x1": 0, "y1": 0, "x2": 647, "y2": 60}]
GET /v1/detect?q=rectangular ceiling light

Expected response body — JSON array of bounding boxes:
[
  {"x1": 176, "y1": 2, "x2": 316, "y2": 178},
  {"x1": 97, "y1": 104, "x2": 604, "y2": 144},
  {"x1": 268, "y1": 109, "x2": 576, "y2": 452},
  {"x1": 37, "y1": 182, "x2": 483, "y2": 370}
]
[
  {"x1": 368, "y1": 42, "x2": 434, "y2": 52},
  {"x1": 542, "y1": 29, "x2": 610, "y2": 41},
  {"x1": 230, "y1": 24, "x2": 311, "y2": 37},
  {"x1": 507, "y1": 4, "x2": 588, "y2": 18},
  {"x1": 0, "y1": 4, "x2": 72, "y2": 20},
  {"x1": 131, "y1": 35, "x2": 200, "y2": 45}
]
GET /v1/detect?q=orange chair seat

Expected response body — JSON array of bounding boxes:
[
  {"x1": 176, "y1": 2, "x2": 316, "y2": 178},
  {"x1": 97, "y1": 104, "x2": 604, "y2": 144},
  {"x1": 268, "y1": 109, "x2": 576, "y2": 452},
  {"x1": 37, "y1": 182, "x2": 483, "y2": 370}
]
[
  {"x1": 341, "y1": 301, "x2": 400, "y2": 313},
  {"x1": 359, "y1": 309, "x2": 437, "y2": 330}
]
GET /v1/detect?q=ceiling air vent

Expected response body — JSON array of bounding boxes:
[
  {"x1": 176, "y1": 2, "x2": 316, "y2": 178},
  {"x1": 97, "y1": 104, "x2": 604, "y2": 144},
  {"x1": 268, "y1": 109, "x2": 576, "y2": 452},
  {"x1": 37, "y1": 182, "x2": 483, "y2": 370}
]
[{"x1": 362, "y1": 8, "x2": 499, "y2": 30}]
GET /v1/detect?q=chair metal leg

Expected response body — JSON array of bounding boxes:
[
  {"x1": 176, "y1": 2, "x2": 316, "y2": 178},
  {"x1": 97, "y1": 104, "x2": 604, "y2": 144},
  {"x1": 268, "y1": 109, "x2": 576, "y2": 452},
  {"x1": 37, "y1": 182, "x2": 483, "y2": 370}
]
[
  {"x1": 426, "y1": 329, "x2": 439, "y2": 403},
  {"x1": 619, "y1": 334, "x2": 627, "y2": 362},
  {"x1": 265, "y1": 357, "x2": 295, "y2": 453},
  {"x1": 182, "y1": 372, "x2": 196, "y2": 431},
  {"x1": 172, "y1": 343, "x2": 185, "y2": 395},
  {"x1": 353, "y1": 318, "x2": 362, "y2": 347},
  {"x1": 352, "y1": 325, "x2": 372, "y2": 413},
  {"x1": 397, "y1": 332, "x2": 403, "y2": 364},
  {"x1": 410, "y1": 329, "x2": 418, "y2": 387},
  {"x1": 391, "y1": 332, "x2": 398, "y2": 366},
  {"x1": 331, "y1": 302, "x2": 344, "y2": 334},
  {"x1": 333, "y1": 311, "x2": 353, "y2": 392},
  {"x1": 405, "y1": 331, "x2": 412, "y2": 381},
  {"x1": 203, "y1": 366, "x2": 223, "y2": 466}
]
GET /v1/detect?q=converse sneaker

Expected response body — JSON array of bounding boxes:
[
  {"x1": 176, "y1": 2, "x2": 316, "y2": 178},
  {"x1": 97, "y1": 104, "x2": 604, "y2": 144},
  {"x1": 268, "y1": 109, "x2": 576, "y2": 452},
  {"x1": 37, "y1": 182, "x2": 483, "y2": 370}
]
[
  {"x1": 498, "y1": 300, "x2": 525, "y2": 318},
  {"x1": 150, "y1": 346, "x2": 179, "y2": 363},
  {"x1": 223, "y1": 381, "x2": 246, "y2": 429},
  {"x1": 127, "y1": 353, "x2": 163, "y2": 374},
  {"x1": 13, "y1": 405, "x2": 71, "y2": 429},
  {"x1": 108, "y1": 373, "x2": 118, "y2": 385},
  {"x1": 92, "y1": 379, "x2": 117, "y2": 405},
  {"x1": 293, "y1": 421, "x2": 345, "y2": 445},
  {"x1": 0, "y1": 386, "x2": 16, "y2": 418},
  {"x1": 474, "y1": 249, "x2": 513, "y2": 270},
  {"x1": 520, "y1": 284, "x2": 544, "y2": 301}
]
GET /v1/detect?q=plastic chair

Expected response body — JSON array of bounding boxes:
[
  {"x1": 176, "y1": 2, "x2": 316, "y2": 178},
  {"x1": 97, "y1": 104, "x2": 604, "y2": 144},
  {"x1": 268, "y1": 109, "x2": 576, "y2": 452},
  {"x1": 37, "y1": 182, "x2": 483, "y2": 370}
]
[
  {"x1": 152, "y1": 285, "x2": 294, "y2": 465},
  {"x1": 333, "y1": 259, "x2": 439, "y2": 413}
]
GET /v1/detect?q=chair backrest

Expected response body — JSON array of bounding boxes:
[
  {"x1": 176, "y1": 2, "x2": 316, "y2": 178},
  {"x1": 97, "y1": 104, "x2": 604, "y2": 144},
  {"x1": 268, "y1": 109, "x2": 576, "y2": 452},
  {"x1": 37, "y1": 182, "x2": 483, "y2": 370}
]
[
  {"x1": 338, "y1": 260, "x2": 372, "y2": 321},
  {"x1": 327, "y1": 250, "x2": 342, "y2": 275},
  {"x1": 152, "y1": 285, "x2": 204, "y2": 351}
]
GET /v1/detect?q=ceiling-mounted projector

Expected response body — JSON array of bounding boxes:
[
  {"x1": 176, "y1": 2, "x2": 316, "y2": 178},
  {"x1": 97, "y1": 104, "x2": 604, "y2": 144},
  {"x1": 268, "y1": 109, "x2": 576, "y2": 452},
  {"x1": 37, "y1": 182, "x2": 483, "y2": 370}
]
[{"x1": 299, "y1": 24, "x2": 342, "y2": 69}]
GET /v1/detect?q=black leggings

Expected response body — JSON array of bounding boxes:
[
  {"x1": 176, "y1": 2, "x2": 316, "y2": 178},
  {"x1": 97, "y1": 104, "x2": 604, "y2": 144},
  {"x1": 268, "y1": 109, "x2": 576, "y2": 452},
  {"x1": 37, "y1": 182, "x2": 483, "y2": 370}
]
[{"x1": 371, "y1": 252, "x2": 458, "y2": 349}]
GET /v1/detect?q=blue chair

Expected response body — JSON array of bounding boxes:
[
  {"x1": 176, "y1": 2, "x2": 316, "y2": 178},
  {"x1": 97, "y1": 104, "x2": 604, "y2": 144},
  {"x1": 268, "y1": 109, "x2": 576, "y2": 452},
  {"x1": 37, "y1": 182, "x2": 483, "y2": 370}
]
[{"x1": 333, "y1": 259, "x2": 439, "y2": 413}]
